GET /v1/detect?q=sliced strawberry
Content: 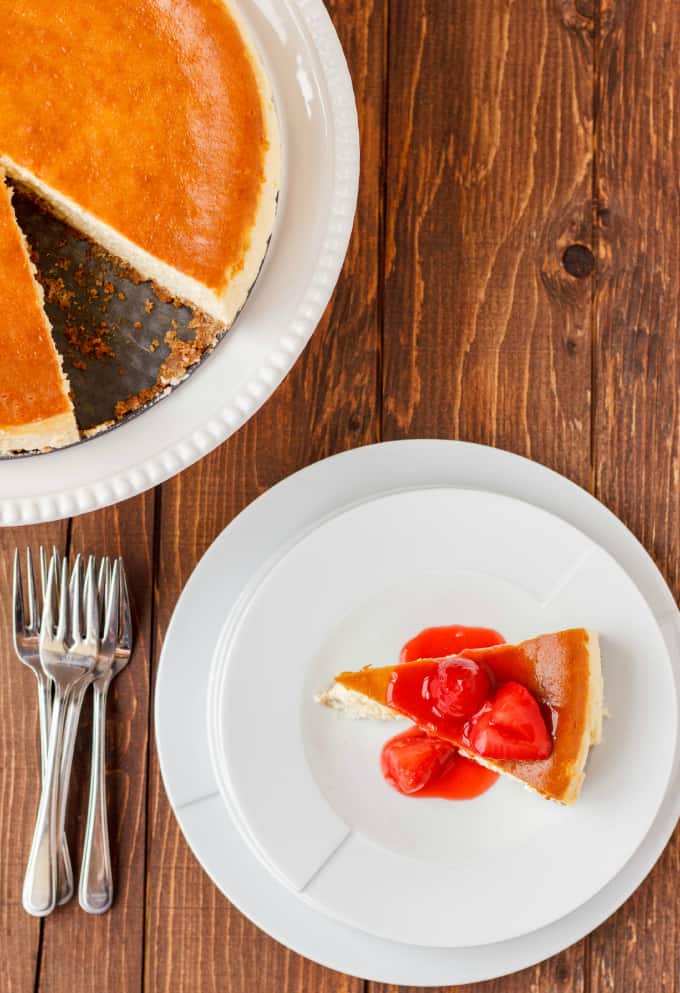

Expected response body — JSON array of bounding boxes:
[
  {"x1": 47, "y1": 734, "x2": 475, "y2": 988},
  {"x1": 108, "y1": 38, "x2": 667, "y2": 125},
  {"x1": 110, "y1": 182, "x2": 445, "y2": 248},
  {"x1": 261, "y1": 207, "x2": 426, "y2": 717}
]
[
  {"x1": 381, "y1": 728, "x2": 456, "y2": 795},
  {"x1": 466, "y1": 682, "x2": 552, "y2": 761},
  {"x1": 429, "y1": 656, "x2": 493, "y2": 720}
]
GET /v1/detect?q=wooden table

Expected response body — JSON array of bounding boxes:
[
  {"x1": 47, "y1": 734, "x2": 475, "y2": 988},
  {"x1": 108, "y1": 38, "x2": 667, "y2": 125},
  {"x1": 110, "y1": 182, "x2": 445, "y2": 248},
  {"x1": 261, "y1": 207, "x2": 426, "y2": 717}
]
[{"x1": 2, "y1": 1, "x2": 678, "y2": 990}]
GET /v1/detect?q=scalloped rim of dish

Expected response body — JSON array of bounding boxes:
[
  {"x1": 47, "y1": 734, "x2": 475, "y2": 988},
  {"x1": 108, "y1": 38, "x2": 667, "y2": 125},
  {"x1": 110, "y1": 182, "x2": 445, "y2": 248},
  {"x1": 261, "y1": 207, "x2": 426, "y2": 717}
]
[{"x1": 0, "y1": 0, "x2": 359, "y2": 525}]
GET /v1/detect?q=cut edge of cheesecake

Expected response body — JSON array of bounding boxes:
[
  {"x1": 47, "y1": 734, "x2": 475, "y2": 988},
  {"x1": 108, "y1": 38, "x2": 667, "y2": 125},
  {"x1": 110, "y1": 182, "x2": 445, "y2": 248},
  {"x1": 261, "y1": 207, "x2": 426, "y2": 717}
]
[
  {"x1": 317, "y1": 682, "x2": 400, "y2": 721},
  {"x1": 0, "y1": 1, "x2": 280, "y2": 330},
  {"x1": 1, "y1": 119, "x2": 277, "y2": 328},
  {"x1": 221, "y1": 0, "x2": 281, "y2": 320},
  {"x1": 0, "y1": 176, "x2": 78, "y2": 454},
  {"x1": 0, "y1": 408, "x2": 79, "y2": 455},
  {"x1": 317, "y1": 629, "x2": 604, "y2": 806}
]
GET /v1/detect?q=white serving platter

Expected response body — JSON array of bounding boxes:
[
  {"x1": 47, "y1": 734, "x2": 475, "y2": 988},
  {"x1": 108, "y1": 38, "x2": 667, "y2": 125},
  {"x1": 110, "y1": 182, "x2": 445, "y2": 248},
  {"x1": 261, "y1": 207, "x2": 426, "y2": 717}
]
[{"x1": 0, "y1": 0, "x2": 359, "y2": 525}]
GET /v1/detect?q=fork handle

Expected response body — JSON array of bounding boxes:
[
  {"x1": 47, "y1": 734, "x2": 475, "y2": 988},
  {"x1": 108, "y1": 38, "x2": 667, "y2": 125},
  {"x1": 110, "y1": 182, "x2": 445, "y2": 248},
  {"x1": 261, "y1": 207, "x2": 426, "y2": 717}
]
[
  {"x1": 55, "y1": 678, "x2": 93, "y2": 905},
  {"x1": 79, "y1": 680, "x2": 113, "y2": 914},
  {"x1": 36, "y1": 675, "x2": 73, "y2": 906},
  {"x1": 35, "y1": 673, "x2": 52, "y2": 781},
  {"x1": 23, "y1": 686, "x2": 68, "y2": 916}
]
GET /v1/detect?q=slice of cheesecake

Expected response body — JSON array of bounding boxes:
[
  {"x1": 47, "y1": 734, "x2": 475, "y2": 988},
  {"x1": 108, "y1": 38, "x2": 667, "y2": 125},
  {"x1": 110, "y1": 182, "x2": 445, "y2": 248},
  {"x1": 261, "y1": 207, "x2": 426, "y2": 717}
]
[
  {"x1": 319, "y1": 629, "x2": 603, "y2": 804},
  {"x1": 0, "y1": 176, "x2": 78, "y2": 453}
]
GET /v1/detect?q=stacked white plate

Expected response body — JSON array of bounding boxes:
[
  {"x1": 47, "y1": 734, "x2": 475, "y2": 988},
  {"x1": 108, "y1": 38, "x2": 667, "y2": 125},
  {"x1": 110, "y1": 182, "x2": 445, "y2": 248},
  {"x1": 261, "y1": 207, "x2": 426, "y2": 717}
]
[{"x1": 156, "y1": 440, "x2": 680, "y2": 986}]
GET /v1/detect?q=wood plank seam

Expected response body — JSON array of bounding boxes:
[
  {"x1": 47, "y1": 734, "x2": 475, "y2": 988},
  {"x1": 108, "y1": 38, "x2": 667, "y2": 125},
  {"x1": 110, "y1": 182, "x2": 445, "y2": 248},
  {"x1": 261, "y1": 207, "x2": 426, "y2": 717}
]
[
  {"x1": 31, "y1": 518, "x2": 73, "y2": 993},
  {"x1": 583, "y1": 0, "x2": 601, "y2": 983},
  {"x1": 377, "y1": 0, "x2": 392, "y2": 446},
  {"x1": 589, "y1": 0, "x2": 679, "y2": 989},
  {"x1": 140, "y1": 485, "x2": 163, "y2": 993},
  {"x1": 589, "y1": 0, "x2": 602, "y2": 501}
]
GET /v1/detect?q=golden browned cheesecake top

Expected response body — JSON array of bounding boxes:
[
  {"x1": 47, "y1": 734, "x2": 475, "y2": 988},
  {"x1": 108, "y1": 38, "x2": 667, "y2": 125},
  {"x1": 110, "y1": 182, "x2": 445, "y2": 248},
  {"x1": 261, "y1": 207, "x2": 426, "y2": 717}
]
[
  {"x1": 0, "y1": 179, "x2": 72, "y2": 429},
  {"x1": 0, "y1": 0, "x2": 268, "y2": 290}
]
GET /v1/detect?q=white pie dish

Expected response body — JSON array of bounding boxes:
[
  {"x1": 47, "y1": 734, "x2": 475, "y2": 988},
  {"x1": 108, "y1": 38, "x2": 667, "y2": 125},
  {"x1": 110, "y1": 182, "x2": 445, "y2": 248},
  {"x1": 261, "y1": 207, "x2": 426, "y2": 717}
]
[{"x1": 0, "y1": 0, "x2": 359, "y2": 524}]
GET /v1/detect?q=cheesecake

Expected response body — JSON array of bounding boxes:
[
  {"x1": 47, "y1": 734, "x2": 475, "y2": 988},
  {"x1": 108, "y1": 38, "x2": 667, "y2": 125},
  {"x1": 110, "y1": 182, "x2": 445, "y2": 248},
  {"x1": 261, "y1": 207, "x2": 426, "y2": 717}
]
[
  {"x1": 0, "y1": 0, "x2": 279, "y2": 453},
  {"x1": 0, "y1": 176, "x2": 78, "y2": 454},
  {"x1": 319, "y1": 629, "x2": 604, "y2": 804}
]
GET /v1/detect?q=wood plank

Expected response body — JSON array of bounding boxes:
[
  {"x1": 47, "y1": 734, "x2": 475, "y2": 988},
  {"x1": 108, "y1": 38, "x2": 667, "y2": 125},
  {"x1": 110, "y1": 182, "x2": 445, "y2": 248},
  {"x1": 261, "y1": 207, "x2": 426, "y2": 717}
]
[
  {"x1": 37, "y1": 494, "x2": 155, "y2": 993},
  {"x1": 377, "y1": 1, "x2": 594, "y2": 991},
  {"x1": 588, "y1": 1, "x2": 680, "y2": 989},
  {"x1": 144, "y1": 0, "x2": 384, "y2": 989},
  {"x1": 382, "y1": 0, "x2": 595, "y2": 485},
  {"x1": 0, "y1": 522, "x2": 67, "y2": 993}
]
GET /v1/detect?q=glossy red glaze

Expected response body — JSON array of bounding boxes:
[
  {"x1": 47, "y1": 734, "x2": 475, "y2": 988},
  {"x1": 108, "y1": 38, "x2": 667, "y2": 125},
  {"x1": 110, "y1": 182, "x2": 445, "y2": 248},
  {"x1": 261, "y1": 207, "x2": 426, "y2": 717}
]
[
  {"x1": 377, "y1": 624, "x2": 507, "y2": 801},
  {"x1": 381, "y1": 727, "x2": 499, "y2": 800},
  {"x1": 467, "y1": 682, "x2": 552, "y2": 760},
  {"x1": 400, "y1": 624, "x2": 505, "y2": 663},
  {"x1": 380, "y1": 727, "x2": 454, "y2": 795},
  {"x1": 387, "y1": 659, "x2": 467, "y2": 740},
  {"x1": 389, "y1": 624, "x2": 506, "y2": 741},
  {"x1": 429, "y1": 656, "x2": 494, "y2": 719},
  {"x1": 387, "y1": 624, "x2": 505, "y2": 741},
  {"x1": 417, "y1": 751, "x2": 499, "y2": 799}
]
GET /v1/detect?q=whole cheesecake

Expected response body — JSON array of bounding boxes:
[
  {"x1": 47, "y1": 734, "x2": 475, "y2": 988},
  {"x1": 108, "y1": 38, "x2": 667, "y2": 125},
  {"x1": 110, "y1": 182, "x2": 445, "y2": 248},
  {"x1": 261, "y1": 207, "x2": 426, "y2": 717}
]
[{"x1": 0, "y1": 0, "x2": 279, "y2": 453}]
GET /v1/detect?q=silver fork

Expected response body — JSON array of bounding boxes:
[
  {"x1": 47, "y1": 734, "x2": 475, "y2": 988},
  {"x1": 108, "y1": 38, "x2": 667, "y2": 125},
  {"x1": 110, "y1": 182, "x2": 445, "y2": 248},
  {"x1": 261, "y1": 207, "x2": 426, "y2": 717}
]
[
  {"x1": 13, "y1": 548, "x2": 74, "y2": 905},
  {"x1": 22, "y1": 555, "x2": 100, "y2": 917},
  {"x1": 79, "y1": 558, "x2": 130, "y2": 913},
  {"x1": 54, "y1": 555, "x2": 111, "y2": 907}
]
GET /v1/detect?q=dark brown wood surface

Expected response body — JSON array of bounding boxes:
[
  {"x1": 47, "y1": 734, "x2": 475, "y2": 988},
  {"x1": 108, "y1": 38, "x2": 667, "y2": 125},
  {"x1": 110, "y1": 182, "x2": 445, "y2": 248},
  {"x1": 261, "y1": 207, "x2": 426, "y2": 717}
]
[{"x1": 1, "y1": 1, "x2": 678, "y2": 991}]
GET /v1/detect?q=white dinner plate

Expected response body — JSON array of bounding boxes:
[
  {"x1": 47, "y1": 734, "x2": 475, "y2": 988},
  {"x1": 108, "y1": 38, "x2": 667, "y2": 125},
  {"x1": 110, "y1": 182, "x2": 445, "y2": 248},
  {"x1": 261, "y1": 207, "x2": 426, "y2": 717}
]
[
  {"x1": 156, "y1": 441, "x2": 680, "y2": 985},
  {"x1": 209, "y1": 487, "x2": 676, "y2": 948},
  {"x1": 0, "y1": 0, "x2": 359, "y2": 525}
]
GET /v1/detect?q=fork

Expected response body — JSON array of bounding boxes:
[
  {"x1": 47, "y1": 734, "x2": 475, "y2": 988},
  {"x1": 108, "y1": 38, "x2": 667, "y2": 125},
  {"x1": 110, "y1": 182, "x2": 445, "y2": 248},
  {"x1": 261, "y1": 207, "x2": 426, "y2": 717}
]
[
  {"x1": 22, "y1": 555, "x2": 100, "y2": 917},
  {"x1": 13, "y1": 548, "x2": 74, "y2": 905},
  {"x1": 53, "y1": 556, "x2": 112, "y2": 906},
  {"x1": 79, "y1": 558, "x2": 129, "y2": 913}
]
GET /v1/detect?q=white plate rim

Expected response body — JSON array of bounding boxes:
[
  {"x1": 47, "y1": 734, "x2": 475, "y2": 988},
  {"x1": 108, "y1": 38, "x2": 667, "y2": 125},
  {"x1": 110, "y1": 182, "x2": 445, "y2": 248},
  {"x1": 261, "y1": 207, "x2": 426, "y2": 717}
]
[
  {"x1": 155, "y1": 440, "x2": 680, "y2": 985},
  {"x1": 0, "y1": 0, "x2": 359, "y2": 525}
]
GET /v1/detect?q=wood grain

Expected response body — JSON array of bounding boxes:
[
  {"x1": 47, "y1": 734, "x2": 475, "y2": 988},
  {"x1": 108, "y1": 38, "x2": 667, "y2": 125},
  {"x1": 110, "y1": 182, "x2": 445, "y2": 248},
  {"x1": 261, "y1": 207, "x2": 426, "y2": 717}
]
[
  {"x1": 144, "y1": 1, "x2": 384, "y2": 990},
  {"x1": 376, "y1": 1, "x2": 594, "y2": 991},
  {"x1": 588, "y1": 2, "x2": 680, "y2": 990},
  {"x1": 0, "y1": 523, "x2": 66, "y2": 993},
  {"x1": 382, "y1": 0, "x2": 594, "y2": 488},
  {"x1": 1, "y1": 1, "x2": 679, "y2": 991}
]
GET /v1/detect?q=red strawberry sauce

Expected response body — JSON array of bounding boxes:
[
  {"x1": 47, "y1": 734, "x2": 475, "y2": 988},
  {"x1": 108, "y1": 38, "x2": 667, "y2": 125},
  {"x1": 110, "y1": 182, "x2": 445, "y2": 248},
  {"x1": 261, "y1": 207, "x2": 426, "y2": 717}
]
[
  {"x1": 400, "y1": 625, "x2": 505, "y2": 663},
  {"x1": 380, "y1": 624, "x2": 552, "y2": 801},
  {"x1": 381, "y1": 726, "x2": 499, "y2": 800}
]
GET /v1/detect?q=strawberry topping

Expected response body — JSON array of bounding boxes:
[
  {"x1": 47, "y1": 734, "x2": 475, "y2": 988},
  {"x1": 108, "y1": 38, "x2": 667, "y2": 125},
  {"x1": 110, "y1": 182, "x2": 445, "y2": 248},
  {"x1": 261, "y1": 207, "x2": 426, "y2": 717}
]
[
  {"x1": 429, "y1": 656, "x2": 494, "y2": 720},
  {"x1": 381, "y1": 729, "x2": 456, "y2": 794},
  {"x1": 465, "y1": 682, "x2": 552, "y2": 761}
]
